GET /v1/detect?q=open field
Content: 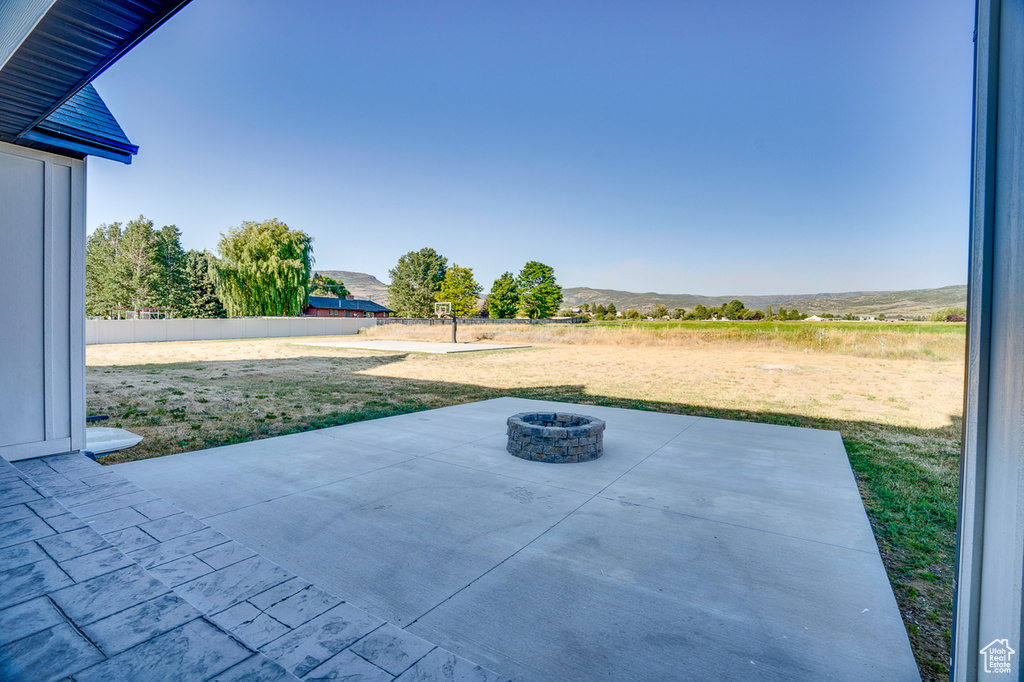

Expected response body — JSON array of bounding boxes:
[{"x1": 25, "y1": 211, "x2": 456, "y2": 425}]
[{"x1": 86, "y1": 321, "x2": 965, "y2": 680}]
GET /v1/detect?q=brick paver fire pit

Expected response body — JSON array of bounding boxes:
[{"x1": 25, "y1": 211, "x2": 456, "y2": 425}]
[{"x1": 506, "y1": 412, "x2": 605, "y2": 463}]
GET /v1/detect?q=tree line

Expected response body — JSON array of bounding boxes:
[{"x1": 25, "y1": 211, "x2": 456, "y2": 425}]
[
  {"x1": 387, "y1": 247, "x2": 563, "y2": 319},
  {"x1": 86, "y1": 216, "x2": 319, "y2": 318},
  {"x1": 87, "y1": 219, "x2": 564, "y2": 320},
  {"x1": 576, "y1": 300, "x2": 807, "y2": 321}
]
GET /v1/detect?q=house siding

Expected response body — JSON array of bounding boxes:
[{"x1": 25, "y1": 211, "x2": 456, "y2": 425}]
[{"x1": 0, "y1": 142, "x2": 85, "y2": 461}]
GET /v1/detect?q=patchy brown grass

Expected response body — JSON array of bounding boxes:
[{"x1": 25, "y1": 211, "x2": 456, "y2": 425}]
[
  {"x1": 86, "y1": 325, "x2": 964, "y2": 681},
  {"x1": 361, "y1": 319, "x2": 965, "y2": 361}
]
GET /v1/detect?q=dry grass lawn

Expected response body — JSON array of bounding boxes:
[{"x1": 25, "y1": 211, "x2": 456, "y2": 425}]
[{"x1": 86, "y1": 322, "x2": 964, "y2": 681}]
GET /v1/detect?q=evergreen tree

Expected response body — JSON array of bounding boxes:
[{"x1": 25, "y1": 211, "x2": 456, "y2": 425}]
[
  {"x1": 488, "y1": 272, "x2": 520, "y2": 319},
  {"x1": 152, "y1": 224, "x2": 188, "y2": 310},
  {"x1": 387, "y1": 248, "x2": 448, "y2": 317},
  {"x1": 180, "y1": 251, "x2": 226, "y2": 318},
  {"x1": 436, "y1": 264, "x2": 482, "y2": 317},
  {"x1": 118, "y1": 216, "x2": 161, "y2": 309},
  {"x1": 85, "y1": 215, "x2": 182, "y2": 316},
  {"x1": 210, "y1": 218, "x2": 314, "y2": 316},
  {"x1": 606, "y1": 302, "x2": 617, "y2": 317},
  {"x1": 85, "y1": 222, "x2": 124, "y2": 316}
]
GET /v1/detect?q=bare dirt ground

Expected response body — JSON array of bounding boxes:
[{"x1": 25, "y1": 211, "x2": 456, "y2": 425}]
[{"x1": 86, "y1": 328, "x2": 963, "y2": 680}]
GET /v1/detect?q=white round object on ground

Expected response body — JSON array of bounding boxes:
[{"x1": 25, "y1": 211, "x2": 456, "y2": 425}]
[{"x1": 85, "y1": 427, "x2": 143, "y2": 455}]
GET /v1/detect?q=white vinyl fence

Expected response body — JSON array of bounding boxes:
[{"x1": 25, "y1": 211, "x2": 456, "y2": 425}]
[{"x1": 85, "y1": 317, "x2": 376, "y2": 345}]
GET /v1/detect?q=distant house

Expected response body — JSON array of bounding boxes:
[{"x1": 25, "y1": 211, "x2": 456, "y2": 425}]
[{"x1": 304, "y1": 295, "x2": 394, "y2": 318}]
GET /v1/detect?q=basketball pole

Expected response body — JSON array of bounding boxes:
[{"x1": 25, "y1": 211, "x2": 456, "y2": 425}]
[{"x1": 451, "y1": 314, "x2": 457, "y2": 344}]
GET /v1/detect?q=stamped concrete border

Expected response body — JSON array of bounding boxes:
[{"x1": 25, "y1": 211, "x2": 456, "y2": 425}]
[{"x1": 1, "y1": 454, "x2": 507, "y2": 682}]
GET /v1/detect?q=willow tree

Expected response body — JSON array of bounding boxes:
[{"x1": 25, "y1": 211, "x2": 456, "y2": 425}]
[{"x1": 211, "y1": 219, "x2": 314, "y2": 316}]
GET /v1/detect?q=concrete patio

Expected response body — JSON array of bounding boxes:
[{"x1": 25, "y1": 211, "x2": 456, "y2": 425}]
[{"x1": 111, "y1": 397, "x2": 920, "y2": 681}]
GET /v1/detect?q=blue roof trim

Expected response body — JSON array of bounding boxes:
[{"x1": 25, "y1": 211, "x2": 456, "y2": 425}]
[
  {"x1": 20, "y1": 127, "x2": 132, "y2": 163},
  {"x1": 307, "y1": 296, "x2": 395, "y2": 313},
  {"x1": 38, "y1": 84, "x2": 136, "y2": 151},
  {"x1": 0, "y1": 0, "x2": 193, "y2": 161},
  {"x1": 22, "y1": 82, "x2": 138, "y2": 162}
]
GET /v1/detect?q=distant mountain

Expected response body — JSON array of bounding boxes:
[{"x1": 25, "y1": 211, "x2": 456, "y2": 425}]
[
  {"x1": 314, "y1": 270, "x2": 390, "y2": 305},
  {"x1": 316, "y1": 271, "x2": 967, "y2": 317},
  {"x1": 562, "y1": 284, "x2": 967, "y2": 317}
]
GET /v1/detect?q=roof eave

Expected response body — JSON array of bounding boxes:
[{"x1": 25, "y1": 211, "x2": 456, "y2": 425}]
[
  {"x1": 12, "y1": 0, "x2": 194, "y2": 140},
  {"x1": 20, "y1": 128, "x2": 132, "y2": 163}
]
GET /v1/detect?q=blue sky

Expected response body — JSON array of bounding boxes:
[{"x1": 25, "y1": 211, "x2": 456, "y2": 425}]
[{"x1": 88, "y1": 0, "x2": 975, "y2": 296}]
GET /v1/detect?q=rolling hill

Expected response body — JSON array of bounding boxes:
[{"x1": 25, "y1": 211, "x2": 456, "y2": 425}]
[
  {"x1": 314, "y1": 270, "x2": 390, "y2": 305},
  {"x1": 316, "y1": 269, "x2": 967, "y2": 317},
  {"x1": 561, "y1": 284, "x2": 967, "y2": 317}
]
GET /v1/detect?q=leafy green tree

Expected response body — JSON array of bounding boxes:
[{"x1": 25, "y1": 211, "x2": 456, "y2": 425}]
[
  {"x1": 488, "y1": 272, "x2": 520, "y2": 319},
  {"x1": 652, "y1": 304, "x2": 669, "y2": 318},
  {"x1": 437, "y1": 264, "x2": 482, "y2": 317},
  {"x1": 210, "y1": 218, "x2": 314, "y2": 316},
  {"x1": 876, "y1": 313, "x2": 886, "y2": 321},
  {"x1": 516, "y1": 261, "x2": 562, "y2": 319},
  {"x1": 388, "y1": 248, "x2": 448, "y2": 317},
  {"x1": 721, "y1": 299, "x2": 746, "y2": 320},
  {"x1": 930, "y1": 306, "x2": 967, "y2": 322},
  {"x1": 766, "y1": 305, "x2": 774, "y2": 319},
  {"x1": 671, "y1": 308, "x2": 685, "y2": 319},
  {"x1": 625, "y1": 308, "x2": 642, "y2": 319},
  {"x1": 310, "y1": 274, "x2": 350, "y2": 298},
  {"x1": 180, "y1": 251, "x2": 226, "y2": 318},
  {"x1": 606, "y1": 303, "x2": 617, "y2": 318},
  {"x1": 685, "y1": 304, "x2": 710, "y2": 320}
]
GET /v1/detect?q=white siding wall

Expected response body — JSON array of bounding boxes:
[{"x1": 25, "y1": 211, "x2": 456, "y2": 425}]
[
  {"x1": 84, "y1": 317, "x2": 376, "y2": 345},
  {"x1": 0, "y1": 142, "x2": 84, "y2": 462}
]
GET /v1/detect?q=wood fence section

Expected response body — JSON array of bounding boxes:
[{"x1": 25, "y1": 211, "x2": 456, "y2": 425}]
[{"x1": 85, "y1": 317, "x2": 376, "y2": 345}]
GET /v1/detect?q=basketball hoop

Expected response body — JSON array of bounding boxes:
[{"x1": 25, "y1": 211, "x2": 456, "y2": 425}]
[{"x1": 434, "y1": 302, "x2": 457, "y2": 343}]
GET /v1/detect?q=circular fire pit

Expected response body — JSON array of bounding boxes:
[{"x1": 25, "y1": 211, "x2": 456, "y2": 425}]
[{"x1": 506, "y1": 412, "x2": 605, "y2": 463}]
